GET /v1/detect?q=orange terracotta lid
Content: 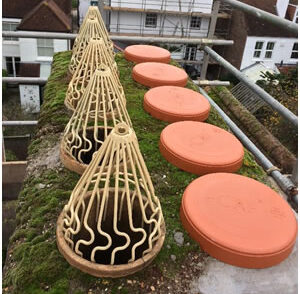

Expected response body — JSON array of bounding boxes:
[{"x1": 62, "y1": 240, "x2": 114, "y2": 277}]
[
  {"x1": 159, "y1": 121, "x2": 244, "y2": 175},
  {"x1": 124, "y1": 45, "x2": 171, "y2": 64},
  {"x1": 143, "y1": 86, "x2": 211, "y2": 122},
  {"x1": 132, "y1": 62, "x2": 188, "y2": 88},
  {"x1": 180, "y1": 173, "x2": 297, "y2": 268}
]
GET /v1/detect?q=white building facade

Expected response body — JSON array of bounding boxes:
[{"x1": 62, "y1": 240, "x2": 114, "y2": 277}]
[
  {"x1": 240, "y1": 36, "x2": 298, "y2": 70},
  {"x1": 2, "y1": 18, "x2": 69, "y2": 78},
  {"x1": 79, "y1": 0, "x2": 213, "y2": 67}
]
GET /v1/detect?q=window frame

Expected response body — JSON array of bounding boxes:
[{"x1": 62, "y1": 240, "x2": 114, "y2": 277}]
[
  {"x1": 145, "y1": 13, "x2": 157, "y2": 28},
  {"x1": 253, "y1": 41, "x2": 264, "y2": 58},
  {"x1": 3, "y1": 22, "x2": 19, "y2": 41},
  {"x1": 264, "y1": 42, "x2": 275, "y2": 59},
  {"x1": 291, "y1": 42, "x2": 298, "y2": 59},
  {"x1": 5, "y1": 56, "x2": 21, "y2": 77},
  {"x1": 190, "y1": 16, "x2": 201, "y2": 30},
  {"x1": 37, "y1": 39, "x2": 55, "y2": 57},
  {"x1": 184, "y1": 45, "x2": 198, "y2": 61},
  {"x1": 90, "y1": 0, "x2": 98, "y2": 6}
]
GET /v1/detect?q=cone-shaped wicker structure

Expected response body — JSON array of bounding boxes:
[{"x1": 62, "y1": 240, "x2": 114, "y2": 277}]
[
  {"x1": 69, "y1": 35, "x2": 116, "y2": 80},
  {"x1": 61, "y1": 65, "x2": 131, "y2": 174},
  {"x1": 71, "y1": 19, "x2": 114, "y2": 75},
  {"x1": 65, "y1": 39, "x2": 122, "y2": 111},
  {"x1": 80, "y1": 6, "x2": 110, "y2": 42},
  {"x1": 57, "y1": 123, "x2": 165, "y2": 277}
]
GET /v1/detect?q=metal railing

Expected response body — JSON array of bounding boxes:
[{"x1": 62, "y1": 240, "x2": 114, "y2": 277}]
[
  {"x1": 2, "y1": 31, "x2": 233, "y2": 45},
  {"x1": 204, "y1": 46, "x2": 298, "y2": 128},
  {"x1": 220, "y1": 0, "x2": 298, "y2": 35},
  {"x1": 2, "y1": 77, "x2": 48, "y2": 85},
  {"x1": 2, "y1": 121, "x2": 38, "y2": 126},
  {"x1": 198, "y1": 87, "x2": 298, "y2": 206}
]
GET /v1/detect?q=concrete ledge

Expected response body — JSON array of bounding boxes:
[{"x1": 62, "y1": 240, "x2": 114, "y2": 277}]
[{"x1": 3, "y1": 161, "x2": 27, "y2": 200}]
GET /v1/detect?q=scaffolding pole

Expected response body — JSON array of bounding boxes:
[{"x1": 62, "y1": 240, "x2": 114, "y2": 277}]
[
  {"x1": 2, "y1": 31, "x2": 233, "y2": 45},
  {"x1": 204, "y1": 46, "x2": 298, "y2": 127},
  {"x1": 3, "y1": 77, "x2": 48, "y2": 85},
  {"x1": 199, "y1": 87, "x2": 297, "y2": 205},
  {"x1": 220, "y1": 0, "x2": 298, "y2": 35},
  {"x1": 200, "y1": 0, "x2": 220, "y2": 80}
]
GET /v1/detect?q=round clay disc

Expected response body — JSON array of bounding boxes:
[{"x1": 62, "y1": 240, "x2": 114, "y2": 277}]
[
  {"x1": 125, "y1": 45, "x2": 171, "y2": 64},
  {"x1": 180, "y1": 173, "x2": 297, "y2": 268},
  {"x1": 132, "y1": 62, "x2": 188, "y2": 88},
  {"x1": 143, "y1": 86, "x2": 210, "y2": 122},
  {"x1": 159, "y1": 121, "x2": 244, "y2": 175}
]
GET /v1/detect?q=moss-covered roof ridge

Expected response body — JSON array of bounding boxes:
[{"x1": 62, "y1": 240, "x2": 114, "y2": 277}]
[{"x1": 3, "y1": 51, "x2": 267, "y2": 294}]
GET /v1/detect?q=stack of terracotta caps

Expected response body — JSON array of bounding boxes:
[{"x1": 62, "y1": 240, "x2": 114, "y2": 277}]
[
  {"x1": 125, "y1": 44, "x2": 188, "y2": 88},
  {"x1": 180, "y1": 173, "x2": 297, "y2": 268}
]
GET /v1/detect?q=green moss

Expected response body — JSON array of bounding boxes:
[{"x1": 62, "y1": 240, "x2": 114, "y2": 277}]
[
  {"x1": 4, "y1": 51, "x2": 267, "y2": 293},
  {"x1": 5, "y1": 149, "x2": 18, "y2": 161}
]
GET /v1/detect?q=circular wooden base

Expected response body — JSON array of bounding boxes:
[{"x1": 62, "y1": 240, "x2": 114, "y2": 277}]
[{"x1": 56, "y1": 212, "x2": 165, "y2": 278}]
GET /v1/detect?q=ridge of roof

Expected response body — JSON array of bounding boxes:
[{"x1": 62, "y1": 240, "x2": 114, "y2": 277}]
[{"x1": 17, "y1": 0, "x2": 71, "y2": 32}]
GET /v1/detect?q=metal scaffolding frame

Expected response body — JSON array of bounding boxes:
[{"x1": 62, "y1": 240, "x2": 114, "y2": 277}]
[{"x1": 2, "y1": 31, "x2": 233, "y2": 45}]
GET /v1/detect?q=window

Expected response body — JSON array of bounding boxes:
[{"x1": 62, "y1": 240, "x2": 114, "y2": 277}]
[
  {"x1": 190, "y1": 16, "x2": 201, "y2": 29},
  {"x1": 291, "y1": 42, "x2": 298, "y2": 59},
  {"x1": 5, "y1": 57, "x2": 21, "y2": 77},
  {"x1": 145, "y1": 13, "x2": 157, "y2": 28},
  {"x1": 184, "y1": 45, "x2": 197, "y2": 61},
  {"x1": 253, "y1": 41, "x2": 264, "y2": 58},
  {"x1": 90, "y1": 0, "x2": 98, "y2": 6},
  {"x1": 3, "y1": 22, "x2": 18, "y2": 41},
  {"x1": 37, "y1": 39, "x2": 54, "y2": 56},
  {"x1": 294, "y1": 10, "x2": 298, "y2": 23},
  {"x1": 265, "y1": 42, "x2": 275, "y2": 58}
]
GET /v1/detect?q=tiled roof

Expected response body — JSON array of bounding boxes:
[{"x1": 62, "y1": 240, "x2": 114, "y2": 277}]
[
  {"x1": 3, "y1": 0, "x2": 71, "y2": 18},
  {"x1": 17, "y1": 0, "x2": 71, "y2": 32}
]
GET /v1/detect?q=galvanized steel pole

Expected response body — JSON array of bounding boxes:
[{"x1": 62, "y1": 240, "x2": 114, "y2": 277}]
[
  {"x1": 2, "y1": 31, "x2": 234, "y2": 45},
  {"x1": 2, "y1": 121, "x2": 38, "y2": 126},
  {"x1": 220, "y1": 0, "x2": 298, "y2": 35},
  {"x1": 204, "y1": 46, "x2": 298, "y2": 127},
  {"x1": 3, "y1": 77, "x2": 48, "y2": 85},
  {"x1": 199, "y1": 87, "x2": 298, "y2": 205},
  {"x1": 193, "y1": 80, "x2": 230, "y2": 86}
]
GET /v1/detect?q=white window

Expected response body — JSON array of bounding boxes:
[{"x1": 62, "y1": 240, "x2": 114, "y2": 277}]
[
  {"x1": 185, "y1": 45, "x2": 197, "y2": 61},
  {"x1": 90, "y1": 0, "x2": 98, "y2": 6},
  {"x1": 5, "y1": 57, "x2": 21, "y2": 77},
  {"x1": 145, "y1": 13, "x2": 157, "y2": 28},
  {"x1": 253, "y1": 41, "x2": 264, "y2": 58},
  {"x1": 291, "y1": 42, "x2": 298, "y2": 59},
  {"x1": 265, "y1": 42, "x2": 275, "y2": 59},
  {"x1": 293, "y1": 9, "x2": 298, "y2": 23},
  {"x1": 190, "y1": 16, "x2": 201, "y2": 29},
  {"x1": 3, "y1": 22, "x2": 18, "y2": 41},
  {"x1": 37, "y1": 39, "x2": 54, "y2": 56}
]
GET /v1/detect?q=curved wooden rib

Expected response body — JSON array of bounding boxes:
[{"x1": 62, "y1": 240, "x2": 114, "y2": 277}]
[
  {"x1": 66, "y1": 38, "x2": 123, "y2": 111},
  {"x1": 62, "y1": 65, "x2": 131, "y2": 172},
  {"x1": 59, "y1": 123, "x2": 164, "y2": 268}
]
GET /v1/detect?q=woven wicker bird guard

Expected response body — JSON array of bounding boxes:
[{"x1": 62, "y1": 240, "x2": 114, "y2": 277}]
[
  {"x1": 61, "y1": 64, "x2": 130, "y2": 174},
  {"x1": 70, "y1": 9, "x2": 114, "y2": 74},
  {"x1": 57, "y1": 123, "x2": 165, "y2": 277},
  {"x1": 65, "y1": 38, "x2": 122, "y2": 111}
]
